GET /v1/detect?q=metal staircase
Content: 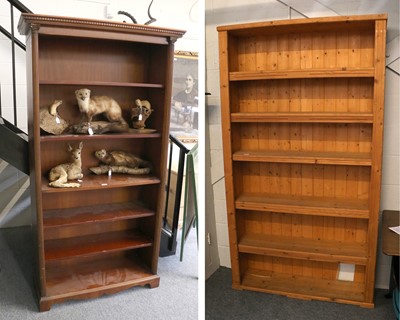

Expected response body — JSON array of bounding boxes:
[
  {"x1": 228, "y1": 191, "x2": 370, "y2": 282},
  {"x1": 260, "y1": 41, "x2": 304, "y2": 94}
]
[
  {"x1": 0, "y1": 0, "x2": 30, "y2": 174},
  {"x1": 0, "y1": 116, "x2": 28, "y2": 174}
]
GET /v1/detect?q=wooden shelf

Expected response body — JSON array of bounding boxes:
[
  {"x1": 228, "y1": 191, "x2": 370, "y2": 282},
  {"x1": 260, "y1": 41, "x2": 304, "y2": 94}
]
[
  {"x1": 45, "y1": 229, "x2": 152, "y2": 261},
  {"x1": 233, "y1": 150, "x2": 372, "y2": 166},
  {"x1": 229, "y1": 68, "x2": 375, "y2": 81},
  {"x1": 230, "y1": 112, "x2": 374, "y2": 123},
  {"x1": 218, "y1": 14, "x2": 386, "y2": 307},
  {"x1": 45, "y1": 253, "x2": 158, "y2": 297},
  {"x1": 40, "y1": 80, "x2": 164, "y2": 88},
  {"x1": 42, "y1": 174, "x2": 160, "y2": 193},
  {"x1": 44, "y1": 202, "x2": 154, "y2": 228},
  {"x1": 235, "y1": 193, "x2": 369, "y2": 219},
  {"x1": 239, "y1": 233, "x2": 367, "y2": 264},
  {"x1": 19, "y1": 13, "x2": 184, "y2": 311},
  {"x1": 241, "y1": 268, "x2": 367, "y2": 306},
  {"x1": 40, "y1": 132, "x2": 161, "y2": 141}
]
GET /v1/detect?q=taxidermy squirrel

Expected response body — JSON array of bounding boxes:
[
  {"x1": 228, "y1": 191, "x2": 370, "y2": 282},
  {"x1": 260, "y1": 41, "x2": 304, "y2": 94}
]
[
  {"x1": 48, "y1": 142, "x2": 83, "y2": 188},
  {"x1": 75, "y1": 88, "x2": 127, "y2": 125},
  {"x1": 94, "y1": 149, "x2": 152, "y2": 170}
]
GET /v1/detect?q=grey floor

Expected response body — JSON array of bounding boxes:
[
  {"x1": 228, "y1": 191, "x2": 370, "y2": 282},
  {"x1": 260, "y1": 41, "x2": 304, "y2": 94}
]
[
  {"x1": 0, "y1": 225, "x2": 198, "y2": 320},
  {"x1": 205, "y1": 267, "x2": 396, "y2": 320}
]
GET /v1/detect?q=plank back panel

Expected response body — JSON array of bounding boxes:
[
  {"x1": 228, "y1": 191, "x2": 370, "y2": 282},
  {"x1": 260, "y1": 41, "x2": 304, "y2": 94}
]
[
  {"x1": 231, "y1": 28, "x2": 375, "y2": 72},
  {"x1": 218, "y1": 14, "x2": 386, "y2": 307}
]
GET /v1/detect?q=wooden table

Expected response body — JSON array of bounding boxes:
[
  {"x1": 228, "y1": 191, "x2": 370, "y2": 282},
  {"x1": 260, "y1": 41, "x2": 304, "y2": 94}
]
[{"x1": 382, "y1": 210, "x2": 400, "y2": 297}]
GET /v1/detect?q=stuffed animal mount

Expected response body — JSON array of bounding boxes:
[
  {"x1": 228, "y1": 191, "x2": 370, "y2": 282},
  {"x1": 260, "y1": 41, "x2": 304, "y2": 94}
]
[
  {"x1": 73, "y1": 89, "x2": 158, "y2": 134},
  {"x1": 75, "y1": 88, "x2": 127, "y2": 124},
  {"x1": 70, "y1": 120, "x2": 129, "y2": 134},
  {"x1": 130, "y1": 99, "x2": 154, "y2": 131},
  {"x1": 39, "y1": 100, "x2": 69, "y2": 135},
  {"x1": 89, "y1": 149, "x2": 152, "y2": 175},
  {"x1": 48, "y1": 142, "x2": 83, "y2": 188}
]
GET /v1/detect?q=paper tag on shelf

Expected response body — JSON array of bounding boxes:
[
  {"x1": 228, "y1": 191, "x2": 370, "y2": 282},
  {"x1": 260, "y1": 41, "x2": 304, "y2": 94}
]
[
  {"x1": 338, "y1": 263, "x2": 355, "y2": 281},
  {"x1": 389, "y1": 226, "x2": 400, "y2": 235},
  {"x1": 88, "y1": 127, "x2": 94, "y2": 135}
]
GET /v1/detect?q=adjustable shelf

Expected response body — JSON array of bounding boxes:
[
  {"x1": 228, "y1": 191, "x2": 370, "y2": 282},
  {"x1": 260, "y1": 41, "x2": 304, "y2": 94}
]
[
  {"x1": 230, "y1": 112, "x2": 374, "y2": 123},
  {"x1": 239, "y1": 233, "x2": 367, "y2": 264},
  {"x1": 40, "y1": 80, "x2": 164, "y2": 88},
  {"x1": 229, "y1": 68, "x2": 375, "y2": 81},
  {"x1": 233, "y1": 150, "x2": 372, "y2": 166},
  {"x1": 218, "y1": 14, "x2": 386, "y2": 307},
  {"x1": 43, "y1": 202, "x2": 154, "y2": 228},
  {"x1": 41, "y1": 175, "x2": 161, "y2": 193},
  {"x1": 45, "y1": 230, "x2": 153, "y2": 261},
  {"x1": 40, "y1": 132, "x2": 162, "y2": 141},
  {"x1": 235, "y1": 193, "x2": 370, "y2": 218}
]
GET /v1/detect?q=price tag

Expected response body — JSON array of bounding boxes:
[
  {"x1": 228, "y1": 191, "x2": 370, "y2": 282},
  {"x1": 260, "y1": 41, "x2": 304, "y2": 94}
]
[
  {"x1": 108, "y1": 168, "x2": 112, "y2": 177},
  {"x1": 138, "y1": 106, "x2": 143, "y2": 121},
  {"x1": 88, "y1": 124, "x2": 94, "y2": 136}
]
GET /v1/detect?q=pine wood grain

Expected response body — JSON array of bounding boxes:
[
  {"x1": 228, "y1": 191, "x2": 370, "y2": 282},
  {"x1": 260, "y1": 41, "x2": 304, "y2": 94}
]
[
  {"x1": 231, "y1": 112, "x2": 373, "y2": 123},
  {"x1": 241, "y1": 268, "x2": 368, "y2": 306},
  {"x1": 229, "y1": 68, "x2": 374, "y2": 81},
  {"x1": 236, "y1": 193, "x2": 369, "y2": 218},
  {"x1": 218, "y1": 14, "x2": 386, "y2": 307},
  {"x1": 233, "y1": 150, "x2": 372, "y2": 166},
  {"x1": 239, "y1": 233, "x2": 367, "y2": 264}
]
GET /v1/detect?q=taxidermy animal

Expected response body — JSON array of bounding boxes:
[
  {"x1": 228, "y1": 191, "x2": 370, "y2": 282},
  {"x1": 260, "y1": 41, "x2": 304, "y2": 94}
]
[
  {"x1": 131, "y1": 99, "x2": 153, "y2": 129},
  {"x1": 48, "y1": 142, "x2": 83, "y2": 188},
  {"x1": 39, "y1": 100, "x2": 69, "y2": 135},
  {"x1": 94, "y1": 149, "x2": 152, "y2": 170},
  {"x1": 75, "y1": 88, "x2": 127, "y2": 125}
]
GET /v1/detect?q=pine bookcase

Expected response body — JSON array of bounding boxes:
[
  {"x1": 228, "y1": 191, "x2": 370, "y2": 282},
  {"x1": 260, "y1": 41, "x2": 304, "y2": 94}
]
[
  {"x1": 18, "y1": 14, "x2": 184, "y2": 311},
  {"x1": 217, "y1": 14, "x2": 387, "y2": 307}
]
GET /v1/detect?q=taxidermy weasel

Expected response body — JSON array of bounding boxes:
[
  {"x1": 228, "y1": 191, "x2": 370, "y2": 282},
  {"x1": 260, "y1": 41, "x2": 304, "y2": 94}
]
[
  {"x1": 75, "y1": 88, "x2": 127, "y2": 124},
  {"x1": 48, "y1": 142, "x2": 83, "y2": 188},
  {"x1": 94, "y1": 149, "x2": 152, "y2": 170}
]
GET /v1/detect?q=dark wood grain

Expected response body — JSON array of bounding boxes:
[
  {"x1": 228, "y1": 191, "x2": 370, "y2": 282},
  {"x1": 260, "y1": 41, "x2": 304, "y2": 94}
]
[
  {"x1": 45, "y1": 252, "x2": 158, "y2": 296},
  {"x1": 42, "y1": 174, "x2": 160, "y2": 193},
  {"x1": 43, "y1": 202, "x2": 154, "y2": 228},
  {"x1": 45, "y1": 229, "x2": 152, "y2": 261},
  {"x1": 18, "y1": 13, "x2": 182, "y2": 310}
]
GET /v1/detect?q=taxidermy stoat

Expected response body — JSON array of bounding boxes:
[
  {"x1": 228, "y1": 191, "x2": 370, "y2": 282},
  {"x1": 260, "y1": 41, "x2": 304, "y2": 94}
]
[{"x1": 75, "y1": 88, "x2": 127, "y2": 124}]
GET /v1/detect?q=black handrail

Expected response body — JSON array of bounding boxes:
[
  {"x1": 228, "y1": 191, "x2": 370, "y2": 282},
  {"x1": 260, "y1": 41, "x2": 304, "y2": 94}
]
[
  {"x1": 7, "y1": 0, "x2": 32, "y2": 14},
  {"x1": 0, "y1": 26, "x2": 25, "y2": 50},
  {"x1": 160, "y1": 134, "x2": 190, "y2": 256}
]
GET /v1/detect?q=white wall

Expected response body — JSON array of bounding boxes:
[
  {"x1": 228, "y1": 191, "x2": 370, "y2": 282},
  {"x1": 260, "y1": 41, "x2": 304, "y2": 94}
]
[
  {"x1": 205, "y1": 0, "x2": 400, "y2": 289},
  {"x1": 0, "y1": 0, "x2": 200, "y2": 227}
]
